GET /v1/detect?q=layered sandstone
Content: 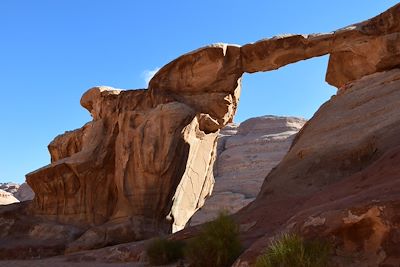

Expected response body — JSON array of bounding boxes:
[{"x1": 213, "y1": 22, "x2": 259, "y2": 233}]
[
  {"x1": 190, "y1": 116, "x2": 306, "y2": 225},
  {"x1": 0, "y1": 3, "x2": 399, "y2": 262}
]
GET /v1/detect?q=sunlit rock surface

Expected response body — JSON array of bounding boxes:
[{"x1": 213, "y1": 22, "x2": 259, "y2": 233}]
[
  {"x1": 0, "y1": 182, "x2": 34, "y2": 204},
  {"x1": 233, "y1": 69, "x2": 400, "y2": 266},
  {"x1": 190, "y1": 116, "x2": 306, "y2": 225},
  {"x1": 0, "y1": 189, "x2": 19, "y2": 205}
]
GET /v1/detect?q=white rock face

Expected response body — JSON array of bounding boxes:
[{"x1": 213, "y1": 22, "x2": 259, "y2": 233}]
[
  {"x1": 0, "y1": 189, "x2": 19, "y2": 205},
  {"x1": 190, "y1": 115, "x2": 306, "y2": 225},
  {"x1": 0, "y1": 182, "x2": 35, "y2": 203}
]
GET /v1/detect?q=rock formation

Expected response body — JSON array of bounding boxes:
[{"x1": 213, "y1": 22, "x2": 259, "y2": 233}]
[
  {"x1": 190, "y1": 116, "x2": 306, "y2": 225},
  {"x1": 26, "y1": 85, "x2": 224, "y2": 252},
  {"x1": 0, "y1": 189, "x2": 19, "y2": 205},
  {"x1": 0, "y1": 182, "x2": 35, "y2": 203},
  {"x1": 0, "y1": 182, "x2": 19, "y2": 195},
  {"x1": 1, "y1": 3, "x2": 400, "y2": 265},
  {"x1": 233, "y1": 68, "x2": 400, "y2": 267},
  {"x1": 14, "y1": 183, "x2": 34, "y2": 202}
]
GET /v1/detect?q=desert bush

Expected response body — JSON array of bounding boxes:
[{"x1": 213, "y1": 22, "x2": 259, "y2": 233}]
[
  {"x1": 146, "y1": 237, "x2": 185, "y2": 266},
  {"x1": 185, "y1": 212, "x2": 242, "y2": 267},
  {"x1": 255, "y1": 233, "x2": 331, "y2": 267}
]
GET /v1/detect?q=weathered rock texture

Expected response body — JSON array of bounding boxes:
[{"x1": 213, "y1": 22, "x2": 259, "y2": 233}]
[
  {"x1": 1, "y1": 3, "x2": 400, "y2": 264},
  {"x1": 26, "y1": 85, "x2": 226, "y2": 252},
  {"x1": 190, "y1": 116, "x2": 306, "y2": 225},
  {"x1": 233, "y1": 68, "x2": 400, "y2": 266}
]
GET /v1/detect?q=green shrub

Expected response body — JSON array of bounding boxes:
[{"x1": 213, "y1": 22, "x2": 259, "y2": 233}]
[
  {"x1": 185, "y1": 212, "x2": 242, "y2": 267},
  {"x1": 255, "y1": 233, "x2": 331, "y2": 267},
  {"x1": 146, "y1": 237, "x2": 185, "y2": 266}
]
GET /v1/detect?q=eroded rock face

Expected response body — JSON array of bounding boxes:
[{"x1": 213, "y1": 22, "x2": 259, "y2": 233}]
[
  {"x1": 233, "y1": 68, "x2": 400, "y2": 266},
  {"x1": 190, "y1": 116, "x2": 305, "y2": 225},
  {"x1": 26, "y1": 85, "x2": 232, "y2": 251},
  {"x1": 1, "y1": 2, "x2": 399, "y2": 259}
]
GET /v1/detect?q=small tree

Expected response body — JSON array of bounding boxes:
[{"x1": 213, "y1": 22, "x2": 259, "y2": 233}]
[
  {"x1": 146, "y1": 237, "x2": 185, "y2": 266},
  {"x1": 185, "y1": 212, "x2": 242, "y2": 267}
]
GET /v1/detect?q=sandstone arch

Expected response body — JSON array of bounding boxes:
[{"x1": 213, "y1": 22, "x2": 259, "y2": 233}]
[{"x1": 21, "y1": 3, "x2": 400, "y2": 253}]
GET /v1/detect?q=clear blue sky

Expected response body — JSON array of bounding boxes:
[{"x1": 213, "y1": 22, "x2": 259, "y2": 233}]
[{"x1": 1, "y1": 1, "x2": 398, "y2": 183}]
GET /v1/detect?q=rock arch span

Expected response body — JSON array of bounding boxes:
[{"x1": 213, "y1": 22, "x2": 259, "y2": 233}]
[{"x1": 22, "y1": 3, "x2": 400, "y2": 252}]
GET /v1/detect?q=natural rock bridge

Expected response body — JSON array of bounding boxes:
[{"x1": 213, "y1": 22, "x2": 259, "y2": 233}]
[{"x1": 6, "y1": 3, "x2": 398, "y2": 255}]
